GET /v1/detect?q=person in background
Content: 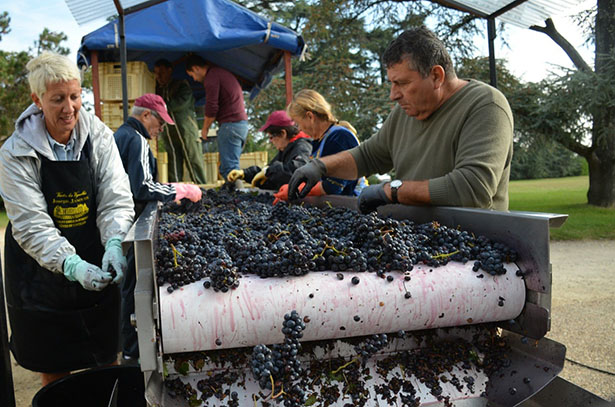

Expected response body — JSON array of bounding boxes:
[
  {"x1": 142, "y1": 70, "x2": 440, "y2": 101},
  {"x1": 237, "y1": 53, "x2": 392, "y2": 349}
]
[
  {"x1": 184, "y1": 54, "x2": 248, "y2": 179},
  {"x1": 287, "y1": 27, "x2": 513, "y2": 213},
  {"x1": 113, "y1": 93, "x2": 202, "y2": 364},
  {"x1": 226, "y1": 110, "x2": 312, "y2": 191},
  {"x1": 154, "y1": 58, "x2": 207, "y2": 184},
  {"x1": 0, "y1": 52, "x2": 134, "y2": 387},
  {"x1": 274, "y1": 89, "x2": 365, "y2": 202}
]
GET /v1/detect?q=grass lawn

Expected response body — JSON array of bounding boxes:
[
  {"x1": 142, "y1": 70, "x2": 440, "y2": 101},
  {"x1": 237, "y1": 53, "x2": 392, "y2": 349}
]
[
  {"x1": 0, "y1": 176, "x2": 611, "y2": 240},
  {"x1": 509, "y1": 176, "x2": 615, "y2": 240}
]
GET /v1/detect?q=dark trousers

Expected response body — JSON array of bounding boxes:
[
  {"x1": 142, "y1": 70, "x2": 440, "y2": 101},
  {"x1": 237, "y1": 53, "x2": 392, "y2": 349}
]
[{"x1": 120, "y1": 246, "x2": 139, "y2": 359}]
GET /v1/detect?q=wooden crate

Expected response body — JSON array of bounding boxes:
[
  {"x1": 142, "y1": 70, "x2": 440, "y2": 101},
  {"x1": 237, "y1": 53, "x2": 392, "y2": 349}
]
[
  {"x1": 203, "y1": 152, "x2": 220, "y2": 184},
  {"x1": 239, "y1": 151, "x2": 268, "y2": 169},
  {"x1": 100, "y1": 100, "x2": 134, "y2": 131},
  {"x1": 99, "y1": 61, "x2": 155, "y2": 101}
]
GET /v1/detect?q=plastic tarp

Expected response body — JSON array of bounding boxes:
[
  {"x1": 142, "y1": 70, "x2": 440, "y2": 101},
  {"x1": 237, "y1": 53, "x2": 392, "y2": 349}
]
[{"x1": 77, "y1": 0, "x2": 305, "y2": 99}]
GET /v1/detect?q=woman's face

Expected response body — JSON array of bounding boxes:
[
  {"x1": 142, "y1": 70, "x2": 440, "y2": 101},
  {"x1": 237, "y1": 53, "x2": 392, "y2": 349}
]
[
  {"x1": 291, "y1": 111, "x2": 318, "y2": 139},
  {"x1": 32, "y1": 79, "x2": 82, "y2": 142},
  {"x1": 268, "y1": 130, "x2": 290, "y2": 151}
]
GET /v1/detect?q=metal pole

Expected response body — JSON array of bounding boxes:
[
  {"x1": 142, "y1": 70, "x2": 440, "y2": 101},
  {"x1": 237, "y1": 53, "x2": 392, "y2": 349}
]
[
  {"x1": 0, "y1": 247, "x2": 16, "y2": 407},
  {"x1": 119, "y1": 13, "x2": 129, "y2": 121},
  {"x1": 487, "y1": 17, "x2": 497, "y2": 88},
  {"x1": 92, "y1": 50, "x2": 102, "y2": 119}
]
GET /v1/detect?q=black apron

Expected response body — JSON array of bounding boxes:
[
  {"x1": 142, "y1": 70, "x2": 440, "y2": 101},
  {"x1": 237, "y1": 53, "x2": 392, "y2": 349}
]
[{"x1": 4, "y1": 138, "x2": 120, "y2": 373}]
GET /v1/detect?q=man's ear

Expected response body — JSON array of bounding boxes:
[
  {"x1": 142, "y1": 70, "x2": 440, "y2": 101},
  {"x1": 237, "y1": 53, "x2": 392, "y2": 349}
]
[{"x1": 431, "y1": 65, "x2": 446, "y2": 89}]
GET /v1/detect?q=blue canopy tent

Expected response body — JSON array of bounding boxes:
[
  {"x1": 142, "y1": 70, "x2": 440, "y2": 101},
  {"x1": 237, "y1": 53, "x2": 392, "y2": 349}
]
[{"x1": 75, "y1": 0, "x2": 305, "y2": 119}]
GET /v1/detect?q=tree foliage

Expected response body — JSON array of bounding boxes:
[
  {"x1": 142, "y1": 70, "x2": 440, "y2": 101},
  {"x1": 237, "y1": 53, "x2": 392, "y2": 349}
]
[
  {"x1": 236, "y1": 0, "x2": 483, "y2": 144},
  {"x1": 0, "y1": 13, "x2": 71, "y2": 138}
]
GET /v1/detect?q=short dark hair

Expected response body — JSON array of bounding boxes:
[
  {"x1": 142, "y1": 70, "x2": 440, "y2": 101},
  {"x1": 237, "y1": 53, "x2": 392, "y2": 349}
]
[
  {"x1": 266, "y1": 125, "x2": 299, "y2": 139},
  {"x1": 185, "y1": 54, "x2": 208, "y2": 72},
  {"x1": 154, "y1": 58, "x2": 172, "y2": 69},
  {"x1": 382, "y1": 27, "x2": 455, "y2": 78}
]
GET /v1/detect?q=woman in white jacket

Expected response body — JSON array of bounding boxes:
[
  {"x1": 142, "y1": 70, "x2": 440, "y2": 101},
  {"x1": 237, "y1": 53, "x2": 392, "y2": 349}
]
[{"x1": 0, "y1": 52, "x2": 134, "y2": 387}]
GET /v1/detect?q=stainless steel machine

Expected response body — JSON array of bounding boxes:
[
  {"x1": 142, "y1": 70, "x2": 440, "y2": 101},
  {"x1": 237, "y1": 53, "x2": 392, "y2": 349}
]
[{"x1": 123, "y1": 195, "x2": 609, "y2": 406}]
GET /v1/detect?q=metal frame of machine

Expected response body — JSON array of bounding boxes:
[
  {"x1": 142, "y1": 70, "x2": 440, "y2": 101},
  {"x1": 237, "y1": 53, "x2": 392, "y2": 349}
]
[{"x1": 122, "y1": 197, "x2": 611, "y2": 406}]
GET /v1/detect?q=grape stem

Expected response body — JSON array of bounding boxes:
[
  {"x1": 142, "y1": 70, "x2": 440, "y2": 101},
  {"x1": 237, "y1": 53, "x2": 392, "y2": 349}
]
[{"x1": 331, "y1": 357, "x2": 359, "y2": 374}]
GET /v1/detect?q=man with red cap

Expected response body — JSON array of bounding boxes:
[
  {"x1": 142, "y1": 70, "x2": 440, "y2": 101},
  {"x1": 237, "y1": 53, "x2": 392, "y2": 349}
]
[
  {"x1": 226, "y1": 110, "x2": 311, "y2": 191},
  {"x1": 113, "y1": 93, "x2": 202, "y2": 364}
]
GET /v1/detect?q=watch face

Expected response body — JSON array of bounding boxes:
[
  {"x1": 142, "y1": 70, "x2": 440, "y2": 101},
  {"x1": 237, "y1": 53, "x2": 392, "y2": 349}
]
[{"x1": 391, "y1": 180, "x2": 402, "y2": 188}]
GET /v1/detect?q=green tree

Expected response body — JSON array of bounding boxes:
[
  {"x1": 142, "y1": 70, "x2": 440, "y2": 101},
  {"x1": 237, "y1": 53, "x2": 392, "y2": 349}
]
[
  {"x1": 237, "y1": 0, "x2": 482, "y2": 144},
  {"x1": 0, "y1": 13, "x2": 71, "y2": 138},
  {"x1": 527, "y1": 1, "x2": 615, "y2": 207},
  {"x1": 456, "y1": 57, "x2": 583, "y2": 181}
]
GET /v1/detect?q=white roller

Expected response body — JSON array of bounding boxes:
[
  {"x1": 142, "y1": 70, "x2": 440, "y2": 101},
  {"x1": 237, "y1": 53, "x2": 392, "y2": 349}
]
[{"x1": 160, "y1": 262, "x2": 525, "y2": 353}]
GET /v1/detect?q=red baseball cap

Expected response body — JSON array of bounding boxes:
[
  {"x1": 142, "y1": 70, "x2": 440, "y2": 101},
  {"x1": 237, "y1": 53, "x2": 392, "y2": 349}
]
[
  {"x1": 259, "y1": 110, "x2": 294, "y2": 132},
  {"x1": 135, "y1": 94, "x2": 175, "y2": 125}
]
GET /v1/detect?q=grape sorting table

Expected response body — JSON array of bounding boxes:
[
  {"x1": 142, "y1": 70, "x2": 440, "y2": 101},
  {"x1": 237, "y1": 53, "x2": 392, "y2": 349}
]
[{"x1": 125, "y1": 195, "x2": 577, "y2": 406}]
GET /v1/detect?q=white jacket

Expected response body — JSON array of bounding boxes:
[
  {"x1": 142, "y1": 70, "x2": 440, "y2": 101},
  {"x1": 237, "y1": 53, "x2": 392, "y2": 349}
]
[{"x1": 0, "y1": 104, "x2": 135, "y2": 274}]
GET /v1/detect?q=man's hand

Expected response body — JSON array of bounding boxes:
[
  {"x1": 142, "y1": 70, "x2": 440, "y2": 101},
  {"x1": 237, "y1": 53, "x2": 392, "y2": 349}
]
[
  {"x1": 358, "y1": 183, "x2": 391, "y2": 214},
  {"x1": 64, "y1": 254, "x2": 112, "y2": 291},
  {"x1": 227, "y1": 169, "x2": 244, "y2": 182},
  {"x1": 201, "y1": 127, "x2": 209, "y2": 141},
  {"x1": 288, "y1": 159, "x2": 327, "y2": 201},
  {"x1": 102, "y1": 237, "x2": 127, "y2": 285}
]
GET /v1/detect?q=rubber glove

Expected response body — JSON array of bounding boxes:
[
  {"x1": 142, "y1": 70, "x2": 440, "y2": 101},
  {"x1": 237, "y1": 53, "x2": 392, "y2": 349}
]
[
  {"x1": 358, "y1": 183, "x2": 391, "y2": 214},
  {"x1": 274, "y1": 182, "x2": 324, "y2": 204},
  {"x1": 102, "y1": 236, "x2": 127, "y2": 285},
  {"x1": 172, "y1": 183, "x2": 202, "y2": 202},
  {"x1": 227, "y1": 169, "x2": 244, "y2": 182},
  {"x1": 64, "y1": 254, "x2": 112, "y2": 291},
  {"x1": 251, "y1": 167, "x2": 268, "y2": 187},
  {"x1": 288, "y1": 159, "x2": 327, "y2": 201}
]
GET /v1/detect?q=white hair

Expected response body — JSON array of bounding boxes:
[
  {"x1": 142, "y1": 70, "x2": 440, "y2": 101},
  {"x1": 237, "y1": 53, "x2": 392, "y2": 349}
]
[
  {"x1": 26, "y1": 51, "x2": 81, "y2": 98},
  {"x1": 131, "y1": 106, "x2": 149, "y2": 117}
]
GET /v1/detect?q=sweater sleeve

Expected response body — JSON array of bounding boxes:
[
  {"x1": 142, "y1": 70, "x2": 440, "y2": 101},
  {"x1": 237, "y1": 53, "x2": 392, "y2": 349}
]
[
  {"x1": 125, "y1": 134, "x2": 177, "y2": 203},
  {"x1": 349, "y1": 113, "x2": 396, "y2": 177},
  {"x1": 428, "y1": 102, "x2": 513, "y2": 208}
]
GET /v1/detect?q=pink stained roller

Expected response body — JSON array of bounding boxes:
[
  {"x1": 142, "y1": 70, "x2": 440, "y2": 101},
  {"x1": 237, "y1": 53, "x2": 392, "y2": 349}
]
[{"x1": 159, "y1": 261, "x2": 525, "y2": 353}]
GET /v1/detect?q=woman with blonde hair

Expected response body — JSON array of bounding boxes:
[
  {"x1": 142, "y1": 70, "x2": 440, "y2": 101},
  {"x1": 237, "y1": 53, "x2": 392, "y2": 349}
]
[
  {"x1": 0, "y1": 52, "x2": 134, "y2": 386},
  {"x1": 275, "y1": 89, "x2": 364, "y2": 201}
]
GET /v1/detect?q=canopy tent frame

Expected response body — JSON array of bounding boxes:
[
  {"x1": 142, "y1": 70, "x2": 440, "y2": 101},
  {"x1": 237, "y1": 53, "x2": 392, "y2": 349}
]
[{"x1": 78, "y1": 0, "x2": 303, "y2": 121}]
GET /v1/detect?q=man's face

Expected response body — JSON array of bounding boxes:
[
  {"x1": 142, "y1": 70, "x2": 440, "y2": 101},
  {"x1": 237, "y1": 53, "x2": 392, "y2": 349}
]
[
  {"x1": 387, "y1": 60, "x2": 439, "y2": 121},
  {"x1": 143, "y1": 110, "x2": 165, "y2": 138},
  {"x1": 186, "y1": 66, "x2": 206, "y2": 83},
  {"x1": 154, "y1": 65, "x2": 173, "y2": 86}
]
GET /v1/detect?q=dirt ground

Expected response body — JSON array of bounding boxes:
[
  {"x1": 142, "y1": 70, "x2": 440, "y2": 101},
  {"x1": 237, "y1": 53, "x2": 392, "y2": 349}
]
[{"x1": 2, "y1": 235, "x2": 615, "y2": 406}]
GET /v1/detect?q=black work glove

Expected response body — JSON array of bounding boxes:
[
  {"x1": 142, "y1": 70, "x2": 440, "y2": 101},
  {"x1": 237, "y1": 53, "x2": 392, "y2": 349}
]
[
  {"x1": 358, "y1": 183, "x2": 391, "y2": 214},
  {"x1": 288, "y1": 159, "x2": 327, "y2": 201}
]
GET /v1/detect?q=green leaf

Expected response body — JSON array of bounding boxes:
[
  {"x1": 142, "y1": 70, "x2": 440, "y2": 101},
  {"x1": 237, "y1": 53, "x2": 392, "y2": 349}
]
[
  {"x1": 305, "y1": 394, "x2": 318, "y2": 406},
  {"x1": 177, "y1": 361, "x2": 190, "y2": 376}
]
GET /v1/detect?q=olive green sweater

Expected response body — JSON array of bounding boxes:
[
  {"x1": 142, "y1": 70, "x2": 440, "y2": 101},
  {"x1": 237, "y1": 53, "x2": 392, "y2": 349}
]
[{"x1": 350, "y1": 80, "x2": 513, "y2": 210}]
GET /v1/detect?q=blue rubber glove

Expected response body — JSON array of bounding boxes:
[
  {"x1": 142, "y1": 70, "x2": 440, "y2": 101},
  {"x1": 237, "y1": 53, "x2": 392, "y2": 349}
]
[
  {"x1": 64, "y1": 254, "x2": 112, "y2": 291},
  {"x1": 288, "y1": 159, "x2": 327, "y2": 201},
  {"x1": 102, "y1": 236, "x2": 127, "y2": 285},
  {"x1": 358, "y1": 183, "x2": 391, "y2": 214}
]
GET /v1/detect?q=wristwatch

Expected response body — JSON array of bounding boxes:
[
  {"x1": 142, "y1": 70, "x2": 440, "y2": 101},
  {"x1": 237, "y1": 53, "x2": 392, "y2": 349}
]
[{"x1": 390, "y1": 180, "x2": 402, "y2": 204}]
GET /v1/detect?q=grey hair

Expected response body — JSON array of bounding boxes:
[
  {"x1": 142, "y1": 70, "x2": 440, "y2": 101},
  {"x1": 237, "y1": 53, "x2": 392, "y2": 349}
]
[
  {"x1": 131, "y1": 106, "x2": 149, "y2": 117},
  {"x1": 26, "y1": 51, "x2": 81, "y2": 98}
]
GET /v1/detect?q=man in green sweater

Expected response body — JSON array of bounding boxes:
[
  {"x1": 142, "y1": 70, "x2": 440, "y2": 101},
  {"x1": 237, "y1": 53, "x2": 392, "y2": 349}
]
[
  {"x1": 154, "y1": 59, "x2": 207, "y2": 184},
  {"x1": 287, "y1": 27, "x2": 513, "y2": 212}
]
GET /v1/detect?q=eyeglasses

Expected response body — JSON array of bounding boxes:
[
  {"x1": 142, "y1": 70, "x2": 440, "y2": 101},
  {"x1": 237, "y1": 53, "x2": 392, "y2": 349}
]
[{"x1": 151, "y1": 110, "x2": 166, "y2": 131}]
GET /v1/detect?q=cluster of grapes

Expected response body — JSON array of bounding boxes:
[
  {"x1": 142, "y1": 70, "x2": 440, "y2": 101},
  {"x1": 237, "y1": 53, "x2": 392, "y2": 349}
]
[
  {"x1": 250, "y1": 311, "x2": 308, "y2": 406},
  {"x1": 155, "y1": 189, "x2": 518, "y2": 293},
  {"x1": 354, "y1": 333, "x2": 389, "y2": 365}
]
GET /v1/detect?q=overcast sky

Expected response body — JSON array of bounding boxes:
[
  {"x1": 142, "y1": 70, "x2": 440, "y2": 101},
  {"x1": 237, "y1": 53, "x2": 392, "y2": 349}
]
[{"x1": 0, "y1": 0, "x2": 595, "y2": 83}]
